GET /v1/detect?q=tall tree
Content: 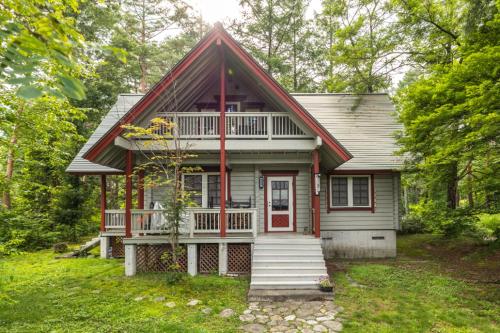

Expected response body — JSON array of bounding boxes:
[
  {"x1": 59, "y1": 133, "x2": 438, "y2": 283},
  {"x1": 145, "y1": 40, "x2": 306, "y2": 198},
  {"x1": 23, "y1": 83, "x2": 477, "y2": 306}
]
[
  {"x1": 317, "y1": 0, "x2": 402, "y2": 93},
  {"x1": 120, "y1": 0, "x2": 191, "y2": 93},
  {"x1": 232, "y1": 0, "x2": 298, "y2": 80}
]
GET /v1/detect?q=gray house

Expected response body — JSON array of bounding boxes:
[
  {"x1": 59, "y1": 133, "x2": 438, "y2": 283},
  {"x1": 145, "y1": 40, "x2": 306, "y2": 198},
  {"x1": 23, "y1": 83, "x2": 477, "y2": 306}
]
[{"x1": 67, "y1": 25, "x2": 401, "y2": 292}]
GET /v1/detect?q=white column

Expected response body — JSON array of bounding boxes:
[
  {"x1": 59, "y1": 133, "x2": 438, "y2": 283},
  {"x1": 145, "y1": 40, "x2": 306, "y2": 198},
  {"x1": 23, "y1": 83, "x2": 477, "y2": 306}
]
[
  {"x1": 219, "y1": 242, "x2": 228, "y2": 275},
  {"x1": 187, "y1": 244, "x2": 198, "y2": 276},
  {"x1": 100, "y1": 236, "x2": 110, "y2": 259},
  {"x1": 125, "y1": 244, "x2": 137, "y2": 276}
]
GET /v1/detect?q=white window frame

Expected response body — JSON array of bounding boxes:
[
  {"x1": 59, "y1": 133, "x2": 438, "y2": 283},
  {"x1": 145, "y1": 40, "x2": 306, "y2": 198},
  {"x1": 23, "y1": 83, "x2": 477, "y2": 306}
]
[
  {"x1": 182, "y1": 172, "x2": 228, "y2": 208},
  {"x1": 330, "y1": 175, "x2": 371, "y2": 208}
]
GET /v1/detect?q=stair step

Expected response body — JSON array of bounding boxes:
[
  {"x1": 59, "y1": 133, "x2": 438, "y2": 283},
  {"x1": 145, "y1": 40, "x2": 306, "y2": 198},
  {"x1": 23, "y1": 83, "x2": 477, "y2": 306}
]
[
  {"x1": 252, "y1": 273, "x2": 325, "y2": 282},
  {"x1": 252, "y1": 261, "x2": 325, "y2": 269},
  {"x1": 252, "y1": 267, "x2": 327, "y2": 275},
  {"x1": 253, "y1": 245, "x2": 323, "y2": 251},
  {"x1": 254, "y1": 239, "x2": 321, "y2": 245},
  {"x1": 250, "y1": 281, "x2": 321, "y2": 290},
  {"x1": 252, "y1": 254, "x2": 324, "y2": 260}
]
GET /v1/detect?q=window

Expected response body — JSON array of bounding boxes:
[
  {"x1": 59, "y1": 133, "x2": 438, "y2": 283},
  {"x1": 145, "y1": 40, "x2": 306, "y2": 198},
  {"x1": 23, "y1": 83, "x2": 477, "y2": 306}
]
[
  {"x1": 271, "y1": 180, "x2": 289, "y2": 211},
  {"x1": 329, "y1": 175, "x2": 372, "y2": 209},
  {"x1": 184, "y1": 174, "x2": 202, "y2": 206},
  {"x1": 182, "y1": 173, "x2": 227, "y2": 208}
]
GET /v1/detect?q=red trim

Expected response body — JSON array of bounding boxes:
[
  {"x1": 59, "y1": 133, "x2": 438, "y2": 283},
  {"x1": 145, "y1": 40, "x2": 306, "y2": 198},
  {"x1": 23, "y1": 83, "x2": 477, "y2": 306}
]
[
  {"x1": 69, "y1": 172, "x2": 124, "y2": 176},
  {"x1": 100, "y1": 175, "x2": 106, "y2": 232},
  {"x1": 371, "y1": 173, "x2": 375, "y2": 213},
  {"x1": 263, "y1": 173, "x2": 297, "y2": 233},
  {"x1": 137, "y1": 170, "x2": 144, "y2": 209},
  {"x1": 263, "y1": 175, "x2": 268, "y2": 232},
  {"x1": 83, "y1": 25, "x2": 351, "y2": 163},
  {"x1": 125, "y1": 151, "x2": 133, "y2": 238},
  {"x1": 312, "y1": 150, "x2": 321, "y2": 238},
  {"x1": 261, "y1": 170, "x2": 299, "y2": 176},
  {"x1": 219, "y1": 48, "x2": 226, "y2": 238},
  {"x1": 326, "y1": 174, "x2": 375, "y2": 213}
]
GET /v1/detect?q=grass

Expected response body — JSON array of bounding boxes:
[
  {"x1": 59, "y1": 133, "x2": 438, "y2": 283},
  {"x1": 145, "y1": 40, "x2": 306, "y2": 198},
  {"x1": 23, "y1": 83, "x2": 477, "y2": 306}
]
[
  {"x1": 1, "y1": 235, "x2": 498, "y2": 332},
  {"x1": 332, "y1": 234, "x2": 500, "y2": 333},
  {"x1": 0, "y1": 250, "x2": 248, "y2": 332}
]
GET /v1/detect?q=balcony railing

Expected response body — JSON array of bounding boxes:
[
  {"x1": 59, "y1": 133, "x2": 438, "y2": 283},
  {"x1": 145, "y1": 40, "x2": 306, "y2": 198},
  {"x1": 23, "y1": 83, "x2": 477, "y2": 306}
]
[
  {"x1": 154, "y1": 112, "x2": 307, "y2": 139},
  {"x1": 104, "y1": 208, "x2": 258, "y2": 237}
]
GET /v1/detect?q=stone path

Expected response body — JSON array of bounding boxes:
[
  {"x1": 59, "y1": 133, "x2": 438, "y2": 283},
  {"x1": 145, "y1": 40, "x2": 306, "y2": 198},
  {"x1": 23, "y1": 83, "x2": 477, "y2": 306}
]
[{"x1": 239, "y1": 300, "x2": 343, "y2": 333}]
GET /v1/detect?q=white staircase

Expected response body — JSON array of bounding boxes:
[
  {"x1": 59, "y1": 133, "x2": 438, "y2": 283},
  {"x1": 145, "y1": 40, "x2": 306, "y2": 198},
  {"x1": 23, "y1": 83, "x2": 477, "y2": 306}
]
[{"x1": 250, "y1": 234, "x2": 328, "y2": 290}]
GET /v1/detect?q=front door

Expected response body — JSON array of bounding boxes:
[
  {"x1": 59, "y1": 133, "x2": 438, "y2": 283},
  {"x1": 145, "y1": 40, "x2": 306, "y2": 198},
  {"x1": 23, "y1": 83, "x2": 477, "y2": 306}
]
[{"x1": 267, "y1": 176, "x2": 294, "y2": 232}]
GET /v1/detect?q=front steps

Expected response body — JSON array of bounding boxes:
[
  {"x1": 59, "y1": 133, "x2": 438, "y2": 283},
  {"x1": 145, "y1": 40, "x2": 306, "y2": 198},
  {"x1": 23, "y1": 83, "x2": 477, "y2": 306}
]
[{"x1": 249, "y1": 234, "x2": 331, "y2": 300}]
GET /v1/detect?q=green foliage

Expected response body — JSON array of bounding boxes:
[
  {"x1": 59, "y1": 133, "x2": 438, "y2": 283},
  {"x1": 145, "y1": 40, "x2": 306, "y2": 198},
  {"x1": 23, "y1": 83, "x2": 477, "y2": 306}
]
[
  {"x1": 0, "y1": 0, "x2": 86, "y2": 100},
  {"x1": 317, "y1": 0, "x2": 401, "y2": 93},
  {"x1": 478, "y1": 213, "x2": 500, "y2": 239}
]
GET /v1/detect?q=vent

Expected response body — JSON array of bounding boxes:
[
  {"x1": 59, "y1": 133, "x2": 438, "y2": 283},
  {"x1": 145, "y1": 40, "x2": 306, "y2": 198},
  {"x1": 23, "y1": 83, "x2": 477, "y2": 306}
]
[{"x1": 372, "y1": 236, "x2": 385, "y2": 240}]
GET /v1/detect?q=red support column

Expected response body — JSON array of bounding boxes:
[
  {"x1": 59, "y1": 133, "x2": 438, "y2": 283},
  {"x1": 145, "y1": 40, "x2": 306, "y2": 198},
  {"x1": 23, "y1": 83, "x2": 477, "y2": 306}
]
[
  {"x1": 100, "y1": 174, "x2": 107, "y2": 232},
  {"x1": 137, "y1": 170, "x2": 144, "y2": 209},
  {"x1": 218, "y1": 41, "x2": 226, "y2": 237},
  {"x1": 312, "y1": 149, "x2": 321, "y2": 238},
  {"x1": 125, "y1": 150, "x2": 133, "y2": 238}
]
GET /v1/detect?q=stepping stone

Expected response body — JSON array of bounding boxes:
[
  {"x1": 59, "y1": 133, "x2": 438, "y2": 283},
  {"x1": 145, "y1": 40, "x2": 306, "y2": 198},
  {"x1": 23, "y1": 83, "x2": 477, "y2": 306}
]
[
  {"x1": 243, "y1": 309, "x2": 253, "y2": 315},
  {"x1": 201, "y1": 307, "x2": 212, "y2": 314},
  {"x1": 256, "y1": 315, "x2": 269, "y2": 324},
  {"x1": 270, "y1": 315, "x2": 283, "y2": 321},
  {"x1": 270, "y1": 325, "x2": 289, "y2": 332},
  {"x1": 219, "y1": 308, "x2": 235, "y2": 318},
  {"x1": 323, "y1": 320, "x2": 343, "y2": 331},
  {"x1": 187, "y1": 299, "x2": 200, "y2": 306},
  {"x1": 164, "y1": 302, "x2": 176, "y2": 308},
  {"x1": 241, "y1": 323, "x2": 266, "y2": 333},
  {"x1": 154, "y1": 296, "x2": 165, "y2": 302},
  {"x1": 284, "y1": 314, "x2": 296, "y2": 321},
  {"x1": 306, "y1": 319, "x2": 318, "y2": 325},
  {"x1": 316, "y1": 315, "x2": 335, "y2": 322},
  {"x1": 239, "y1": 314, "x2": 256, "y2": 322},
  {"x1": 313, "y1": 324, "x2": 327, "y2": 332}
]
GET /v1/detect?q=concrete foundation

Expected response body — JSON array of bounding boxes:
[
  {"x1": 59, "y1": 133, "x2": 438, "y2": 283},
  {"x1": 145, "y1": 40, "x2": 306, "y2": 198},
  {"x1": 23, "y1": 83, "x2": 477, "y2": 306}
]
[
  {"x1": 218, "y1": 242, "x2": 228, "y2": 275},
  {"x1": 187, "y1": 244, "x2": 197, "y2": 276},
  {"x1": 100, "y1": 236, "x2": 110, "y2": 259},
  {"x1": 124, "y1": 244, "x2": 137, "y2": 276},
  {"x1": 321, "y1": 230, "x2": 396, "y2": 258}
]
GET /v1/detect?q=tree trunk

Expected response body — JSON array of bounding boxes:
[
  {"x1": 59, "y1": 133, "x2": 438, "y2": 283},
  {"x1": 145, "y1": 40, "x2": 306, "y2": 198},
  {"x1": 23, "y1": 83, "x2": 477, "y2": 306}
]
[
  {"x1": 446, "y1": 162, "x2": 459, "y2": 209},
  {"x1": 2, "y1": 102, "x2": 24, "y2": 209}
]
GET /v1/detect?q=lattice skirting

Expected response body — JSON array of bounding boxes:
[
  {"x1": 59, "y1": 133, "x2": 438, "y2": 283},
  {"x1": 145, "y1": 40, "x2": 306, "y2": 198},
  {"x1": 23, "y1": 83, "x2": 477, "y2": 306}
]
[
  {"x1": 110, "y1": 236, "x2": 124, "y2": 258},
  {"x1": 228, "y1": 243, "x2": 252, "y2": 275},
  {"x1": 136, "y1": 244, "x2": 188, "y2": 273},
  {"x1": 198, "y1": 244, "x2": 219, "y2": 274}
]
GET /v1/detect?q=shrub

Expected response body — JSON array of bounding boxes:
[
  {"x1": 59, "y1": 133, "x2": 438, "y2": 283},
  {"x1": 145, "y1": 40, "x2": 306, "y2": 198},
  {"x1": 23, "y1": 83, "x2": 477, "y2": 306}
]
[
  {"x1": 53, "y1": 242, "x2": 69, "y2": 253},
  {"x1": 477, "y1": 213, "x2": 500, "y2": 240}
]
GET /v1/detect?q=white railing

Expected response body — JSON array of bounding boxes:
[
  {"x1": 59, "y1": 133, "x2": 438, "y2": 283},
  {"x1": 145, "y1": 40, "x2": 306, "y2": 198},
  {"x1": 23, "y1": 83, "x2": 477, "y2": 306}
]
[
  {"x1": 104, "y1": 210, "x2": 125, "y2": 229},
  {"x1": 156, "y1": 112, "x2": 220, "y2": 138},
  {"x1": 152, "y1": 112, "x2": 307, "y2": 139},
  {"x1": 272, "y1": 114, "x2": 306, "y2": 137},
  {"x1": 226, "y1": 113, "x2": 268, "y2": 138},
  {"x1": 226, "y1": 208, "x2": 258, "y2": 236},
  {"x1": 104, "y1": 208, "x2": 257, "y2": 237}
]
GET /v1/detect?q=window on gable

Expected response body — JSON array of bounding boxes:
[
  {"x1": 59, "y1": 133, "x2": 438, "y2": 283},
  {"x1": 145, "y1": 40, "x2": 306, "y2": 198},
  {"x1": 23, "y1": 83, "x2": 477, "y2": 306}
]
[{"x1": 330, "y1": 175, "x2": 372, "y2": 209}]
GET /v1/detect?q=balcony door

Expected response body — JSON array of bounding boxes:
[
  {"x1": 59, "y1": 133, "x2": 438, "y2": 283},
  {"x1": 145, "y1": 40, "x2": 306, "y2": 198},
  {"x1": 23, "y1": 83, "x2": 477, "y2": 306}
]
[{"x1": 266, "y1": 176, "x2": 294, "y2": 232}]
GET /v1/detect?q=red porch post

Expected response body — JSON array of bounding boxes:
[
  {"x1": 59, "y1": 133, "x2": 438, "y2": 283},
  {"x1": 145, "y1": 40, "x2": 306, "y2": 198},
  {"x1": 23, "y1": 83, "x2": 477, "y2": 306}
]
[
  {"x1": 312, "y1": 149, "x2": 321, "y2": 238},
  {"x1": 137, "y1": 170, "x2": 144, "y2": 209},
  {"x1": 100, "y1": 174, "x2": 107, "y2": 232},
  {"x1": 218, "y1": 40, "x2": 226, "y2": 237},
  {"x1": 125, "y1": 150, "x2": 133, "y2": 238}
]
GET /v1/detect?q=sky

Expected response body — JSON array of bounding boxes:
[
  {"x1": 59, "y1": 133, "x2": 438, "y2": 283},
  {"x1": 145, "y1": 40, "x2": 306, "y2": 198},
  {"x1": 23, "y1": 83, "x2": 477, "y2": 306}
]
[{"x1": 190, "y1": 0, "x2": 322, "y2": 24}]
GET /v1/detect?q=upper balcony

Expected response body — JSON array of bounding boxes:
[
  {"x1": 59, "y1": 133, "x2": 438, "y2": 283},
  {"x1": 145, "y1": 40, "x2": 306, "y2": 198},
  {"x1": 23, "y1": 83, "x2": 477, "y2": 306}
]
[{"x1": 155, "y1": 112, "x2": 310, "y2": 139}]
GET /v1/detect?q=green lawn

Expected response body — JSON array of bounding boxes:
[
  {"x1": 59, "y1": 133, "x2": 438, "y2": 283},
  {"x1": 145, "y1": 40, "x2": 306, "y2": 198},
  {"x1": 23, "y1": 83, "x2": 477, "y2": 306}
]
[
  {"x1": 0, "y1": 251, "x2": 248, "y2": 332},
  {"x1": 332, "y1": 235, "x2": 500, "y2": 333},
  {"x1": 0, "y1": 235, "x2": 498, "y2": 332}
]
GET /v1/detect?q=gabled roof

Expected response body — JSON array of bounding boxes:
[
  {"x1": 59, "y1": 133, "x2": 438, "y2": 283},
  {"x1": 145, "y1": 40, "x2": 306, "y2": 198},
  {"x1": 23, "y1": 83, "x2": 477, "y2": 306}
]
[
  {"x1": 293, "y1": 93, "x2": 402, "y2": 170},
  {"x1": 67, "y1": 93, "x2": 402, "y2": 174},
  {"x1": 66, "y1": 94, "x2": 142, "y2": 174},
  {"x1": 81, "y1": 24, "x2": 352, "y2": 164}
]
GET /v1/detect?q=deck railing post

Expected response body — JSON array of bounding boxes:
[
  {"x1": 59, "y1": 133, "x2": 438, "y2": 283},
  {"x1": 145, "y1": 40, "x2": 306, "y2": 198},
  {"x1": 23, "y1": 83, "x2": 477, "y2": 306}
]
[
  {"x1": 100, "y1": 174, "x2": 107, "y2": 232},
  {"x1": 125, "y1": 150, "x2": 133, "y2": 238},
  {"x1": 252, "y1": 209, "x2": 258, "y2": 237},
  {"x1": 312, "y1": 149, "x2": 321, "y2": 238}
]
